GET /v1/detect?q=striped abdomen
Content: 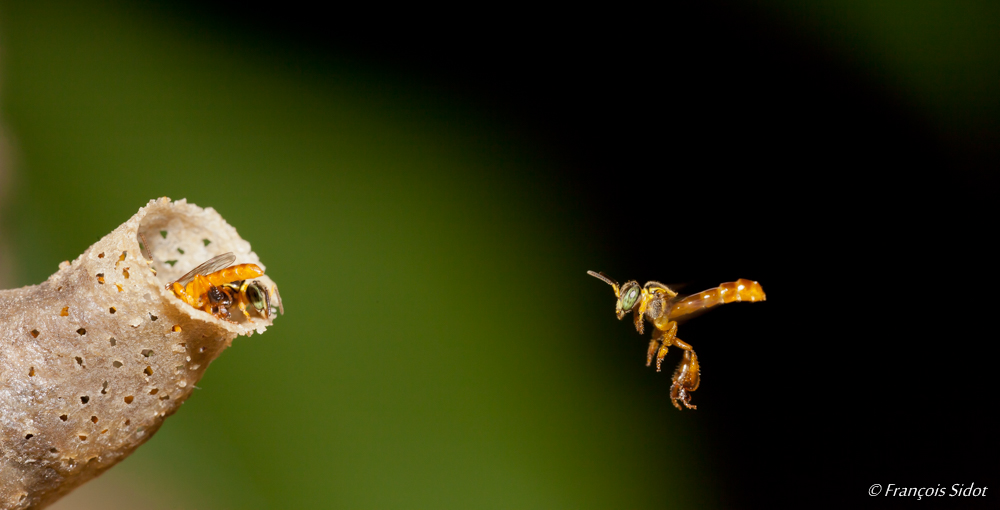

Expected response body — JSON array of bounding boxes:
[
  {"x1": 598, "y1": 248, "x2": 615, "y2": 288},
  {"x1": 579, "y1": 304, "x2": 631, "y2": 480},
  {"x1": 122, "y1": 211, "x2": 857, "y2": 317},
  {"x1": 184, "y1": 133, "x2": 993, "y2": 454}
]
[
  {"x1": 184, "y1": 264, "x2": 264, "y2": 296},
  {"x1": 666, "y1": 279, "x2": 766, "y2": 320}
]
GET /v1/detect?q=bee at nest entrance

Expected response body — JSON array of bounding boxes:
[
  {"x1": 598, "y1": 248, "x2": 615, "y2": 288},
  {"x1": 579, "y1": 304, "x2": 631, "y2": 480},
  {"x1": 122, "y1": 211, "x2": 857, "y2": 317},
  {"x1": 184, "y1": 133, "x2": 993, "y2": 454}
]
[{"x1": 166, "y1": 252, "x2": 283, "y2": 324}]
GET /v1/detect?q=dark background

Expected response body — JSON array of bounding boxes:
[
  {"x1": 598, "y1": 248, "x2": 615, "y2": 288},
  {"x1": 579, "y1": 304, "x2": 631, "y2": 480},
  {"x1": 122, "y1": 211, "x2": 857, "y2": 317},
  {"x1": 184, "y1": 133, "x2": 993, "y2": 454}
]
[
  {"x1": 261, "y1": 3, "x2": 1000, "y2": 507},
  {"x1": 3, "y1": 1, "x2": 996, "y2": 508}
]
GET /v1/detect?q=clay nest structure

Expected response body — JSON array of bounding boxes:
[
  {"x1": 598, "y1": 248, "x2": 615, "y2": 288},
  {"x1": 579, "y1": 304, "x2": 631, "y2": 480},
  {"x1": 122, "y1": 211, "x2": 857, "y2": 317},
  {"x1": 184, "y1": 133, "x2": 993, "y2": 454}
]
[{"x1": 0, "y1": 197, "x2": 281, "y2": 509}]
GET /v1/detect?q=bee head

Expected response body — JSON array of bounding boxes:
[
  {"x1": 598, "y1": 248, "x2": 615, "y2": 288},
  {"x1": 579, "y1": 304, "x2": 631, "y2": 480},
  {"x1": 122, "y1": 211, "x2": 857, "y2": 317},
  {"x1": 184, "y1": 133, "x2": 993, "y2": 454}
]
[
  {"x1": 616, "y1": 281, "x2": 642, "y2": 319},
  {"x1": 246, "y1": 280, "x2": 271, "y2": 318}
]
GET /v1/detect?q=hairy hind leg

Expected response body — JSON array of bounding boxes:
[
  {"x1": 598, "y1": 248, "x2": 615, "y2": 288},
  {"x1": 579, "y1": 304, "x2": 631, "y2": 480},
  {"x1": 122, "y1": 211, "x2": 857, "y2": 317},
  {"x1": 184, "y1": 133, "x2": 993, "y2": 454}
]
[{"x1": 669, "y1": 343, "x2": 700, "y2": 410}]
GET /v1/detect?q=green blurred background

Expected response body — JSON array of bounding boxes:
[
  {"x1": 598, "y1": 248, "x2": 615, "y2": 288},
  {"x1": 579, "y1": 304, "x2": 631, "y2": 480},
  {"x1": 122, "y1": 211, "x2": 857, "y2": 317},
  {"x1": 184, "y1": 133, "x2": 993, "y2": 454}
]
[{"x1": 0, "y1": 1, "x2": 995, "y2": 509}]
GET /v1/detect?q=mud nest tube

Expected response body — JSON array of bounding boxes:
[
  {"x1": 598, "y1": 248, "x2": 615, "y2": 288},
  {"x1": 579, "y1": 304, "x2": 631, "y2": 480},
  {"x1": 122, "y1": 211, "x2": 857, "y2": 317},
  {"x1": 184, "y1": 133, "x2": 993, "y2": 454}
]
[{"x1": 0, "y1": 197, "x2": 281, "y2": 509}]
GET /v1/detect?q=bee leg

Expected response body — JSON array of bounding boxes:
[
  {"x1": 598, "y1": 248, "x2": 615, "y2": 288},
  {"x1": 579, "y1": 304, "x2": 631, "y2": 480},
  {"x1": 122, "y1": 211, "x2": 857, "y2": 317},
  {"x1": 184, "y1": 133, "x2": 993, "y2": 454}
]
[
  {"x1": 669, "y1": 343, "x2": 700, "y2": 410},
  {"x1": 646, "y1": 336, "x2": 661, "y2": 367},
  {"x1": 236, "y1": 281, "x2": 255, "y2": 323},
  {"x1": 633, "y1": 310, "x2": 644, "y2": 335},
  {"x1": 654, "y1": 321, "x2": 679, "y2": 372},
  {"x1": 209, "y1": 304, "x2": 237, "y2": 324},
  {"x1": 171, "y1": 282, "x2": 200, "y2": 307}
]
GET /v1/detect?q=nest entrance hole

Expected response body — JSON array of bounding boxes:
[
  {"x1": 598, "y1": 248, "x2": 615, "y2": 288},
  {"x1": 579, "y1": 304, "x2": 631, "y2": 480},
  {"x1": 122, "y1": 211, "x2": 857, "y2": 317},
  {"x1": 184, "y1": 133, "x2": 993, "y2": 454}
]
[{"x1": 138, "y1": 205, "x2": 237, "y2": 289}]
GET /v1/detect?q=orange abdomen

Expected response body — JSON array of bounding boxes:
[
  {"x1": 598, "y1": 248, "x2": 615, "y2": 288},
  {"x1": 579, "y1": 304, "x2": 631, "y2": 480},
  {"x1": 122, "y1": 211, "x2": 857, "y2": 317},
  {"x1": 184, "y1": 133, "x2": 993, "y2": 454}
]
[
  {"x1": 667, "y1": 279, "x2": 766, "y2": 320},
  {"x1": 182, "y1": 264, "x2": 264, "y2": 297},
  {"x1": 204, "y1": 264, "x2": 264, "y2": 286}
]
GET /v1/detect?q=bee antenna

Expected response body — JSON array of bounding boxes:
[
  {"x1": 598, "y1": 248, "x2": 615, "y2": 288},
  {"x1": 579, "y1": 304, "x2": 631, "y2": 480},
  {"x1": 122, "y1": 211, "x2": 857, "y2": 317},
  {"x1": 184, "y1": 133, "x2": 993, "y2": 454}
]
[
  {"x1": 137, "y1": 231, "x2": 153, "y2": 261},
  {"x1": 587, "y1": 270, "x2": 619, "y2": 288}
]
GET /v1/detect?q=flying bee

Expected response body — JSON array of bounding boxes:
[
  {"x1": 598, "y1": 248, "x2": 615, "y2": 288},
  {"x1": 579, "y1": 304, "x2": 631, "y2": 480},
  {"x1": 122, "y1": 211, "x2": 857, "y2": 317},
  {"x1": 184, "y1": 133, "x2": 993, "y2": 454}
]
[
  {"x1": 167, "y1": 252, "x2": 282, "y2": 323},
  {"x1": 587, "y1": 271, "x2": 765, "y2": 410}
]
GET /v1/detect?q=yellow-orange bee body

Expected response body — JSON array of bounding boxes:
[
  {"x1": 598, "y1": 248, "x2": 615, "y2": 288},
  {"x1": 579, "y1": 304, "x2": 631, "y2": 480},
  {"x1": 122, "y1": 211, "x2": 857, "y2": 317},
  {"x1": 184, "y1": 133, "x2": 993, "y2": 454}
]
[
  {"x1": 168, "y1": 252, "x2": 282, "y2": 323},
  {"x1": 588, "y1": 271, "x2": 765, "y2": 410}
]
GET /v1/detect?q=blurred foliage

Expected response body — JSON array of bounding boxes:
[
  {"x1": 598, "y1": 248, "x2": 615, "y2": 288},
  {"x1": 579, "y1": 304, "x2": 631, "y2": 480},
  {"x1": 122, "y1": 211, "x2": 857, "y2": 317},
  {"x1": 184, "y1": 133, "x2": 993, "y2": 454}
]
[
  {"x1": 2, "y1": 1, "x2": 997, "y2": 509},
  {"x1": 759, "y1": 1, "x2": 1000, "y2": 157},
  {"x1": 0, "y1": 1, "x2": 712, "y2": 509}
]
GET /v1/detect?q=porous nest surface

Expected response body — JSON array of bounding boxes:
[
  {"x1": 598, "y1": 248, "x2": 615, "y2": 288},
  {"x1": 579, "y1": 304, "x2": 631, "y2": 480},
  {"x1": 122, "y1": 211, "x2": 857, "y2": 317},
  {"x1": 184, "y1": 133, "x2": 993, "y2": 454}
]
[{"x1": 0, "y1": 197, "x2": 280, "y2": 509}]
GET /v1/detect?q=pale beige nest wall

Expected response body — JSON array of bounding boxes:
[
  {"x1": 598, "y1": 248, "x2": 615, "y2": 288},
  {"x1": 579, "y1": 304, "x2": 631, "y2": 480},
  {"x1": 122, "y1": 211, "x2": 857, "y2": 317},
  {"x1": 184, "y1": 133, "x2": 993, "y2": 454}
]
[{"x1": 0, "y1": 198, "x2": 278, "y2": 509}]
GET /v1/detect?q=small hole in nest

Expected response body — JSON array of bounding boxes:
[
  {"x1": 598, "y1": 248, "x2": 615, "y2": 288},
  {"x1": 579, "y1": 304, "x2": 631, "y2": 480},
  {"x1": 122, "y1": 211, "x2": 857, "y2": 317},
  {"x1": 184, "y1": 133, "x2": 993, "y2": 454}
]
[
  {"x1": 160, "y1": 230, "x2": 168, "y2": 239},
  {"x1": 125, "y1": 419, "x2": 131, "y2": 426},
  {"x1": 124, "y1": 395, "x2": 134, "y2": 404},
  {"x1": 142, "y1": 349, "x2": 154, "y2": 357},
  {"x1": 91, "y1": 416, "x2": 98, "y2": 424},
  {"x1": 101, "y1": 381, "x2": 109, "y2": 394},
  {"x1": 165, "y1": 260, "x2": 178, "y2": 267},
  {"x1": 60, "y1": 307, "x2": 69, "y2": 316},
  {"x1": 98, "y1": 252, "x2": 105, "y2": 258},
  {"x1": 178, "y1": 247, "x2": 185, "y2": 254},
  {"x1": 149, "y1": 388, "x2": 159, "y2": 395},
  {"x1": 172, "y1": 325, "x2": 182, "y2": 332},
  {"x1": 123, "y1": 267, "x2": 130, "y2": 279},
  {"x1": 80, "y1": 396, "x2": 90, "y2": 404},
  {"x1": 29, "y1": 367, "x2": 35, "y2": 377},
  {"x1": 60, "y1": 415, "x2": 68, "y2": 421},
  {"x1": 109, "y1": 307, "x2": 117, "y2": 314},
  {"x1": 50, "y1": 447, "x2": 58, "y2": 453},
  {"x1": 25, "y1": 434, "x2": 33, "y2": 440},
  {"x1": 113, "y1": 361, "x2": 123, "y2": 368},
  {"x1": 75, "y1": 356, "x2": 84, "y2": 367},
  {"x1": 78, "y1": 435, "x2": 87, "y2": 441},
  {"x1": 144, "y1": 366, "x2": 154, "y2": 376},
  {"x1": 77, "y1": 328, "x2": 86, "y2": 335},
  {"x1": 110, "y1": 337, "x2": 117, "y2": 346},
  {"x1": 116, "y1": 284, "x2": 123, "y2": 292},
  {"x1": 203, "y1": 238, "x2": 211, "y2": 246},
  {"x1": 30, "y1": 329, "x2": 40, "y2": 338},
  {"x1": 149, "y1": 313, "x2": 158, "y2": 321},
  {"x1": 160, "y1": 395, "x2": 170, "y2": 400},
  {"x1": 96, "y1": 273, "x2": 105, "y2": 284}
]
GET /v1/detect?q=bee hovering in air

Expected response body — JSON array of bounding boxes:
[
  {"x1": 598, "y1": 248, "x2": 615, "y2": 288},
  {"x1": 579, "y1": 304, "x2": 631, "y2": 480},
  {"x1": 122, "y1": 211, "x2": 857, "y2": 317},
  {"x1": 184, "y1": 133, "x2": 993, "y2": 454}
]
[
  {"x1": 587, "y1": 271, "x2": 765, "y2": 410},
  {"x1": 168, "y1": 252, "x2": 283, "y2": 323}
]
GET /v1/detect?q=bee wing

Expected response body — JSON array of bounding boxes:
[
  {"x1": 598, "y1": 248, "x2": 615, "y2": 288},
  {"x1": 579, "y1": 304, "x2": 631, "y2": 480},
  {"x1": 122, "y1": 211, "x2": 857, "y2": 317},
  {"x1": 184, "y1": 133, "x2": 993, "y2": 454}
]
[
  {"x1": 167, "y1": 252, "x2": 236, "y2": 289},
  {"x1": 270, "y1": 284, "x2": 284, "y2": 315},
  {"x1": 643, "y1": 280, "x2": 678, "y2": 298},
  {"x1": 667, "y1": 301, "x2": 713, "y2": 324}
]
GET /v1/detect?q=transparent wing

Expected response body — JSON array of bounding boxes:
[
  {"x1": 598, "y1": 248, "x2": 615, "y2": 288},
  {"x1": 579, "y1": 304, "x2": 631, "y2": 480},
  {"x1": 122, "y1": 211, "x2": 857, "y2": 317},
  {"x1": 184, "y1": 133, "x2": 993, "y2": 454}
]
[
  {"x1": 167, "y1": 252, "x2": 236, "y2": 288},
  {"x1": 643, "y1": 280, "x2": 678, "y2": 298},
  {"x1": 270, "y1": 283, "x2": 284, "y2": 315}
]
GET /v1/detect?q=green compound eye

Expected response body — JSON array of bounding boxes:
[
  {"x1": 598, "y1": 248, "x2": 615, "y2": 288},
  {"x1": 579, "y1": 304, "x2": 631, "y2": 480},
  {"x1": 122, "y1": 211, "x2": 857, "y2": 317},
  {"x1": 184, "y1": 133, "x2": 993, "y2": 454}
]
[
  {"x1": 621, "y1": 287, "x2": 640, "y2": 311},
  {"x1": 246, "y1": 281, "x2": 270, "y2": 318}
]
